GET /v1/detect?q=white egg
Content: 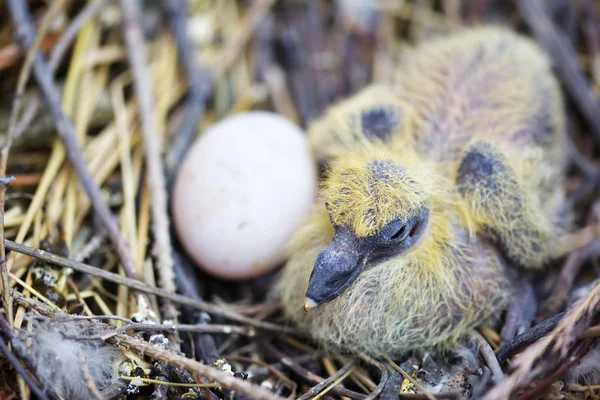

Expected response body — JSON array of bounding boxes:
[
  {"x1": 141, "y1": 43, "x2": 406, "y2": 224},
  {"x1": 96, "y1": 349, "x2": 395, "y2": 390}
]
[{"x1": 172, "y1": 111, "x2": 317, "y2": 280}]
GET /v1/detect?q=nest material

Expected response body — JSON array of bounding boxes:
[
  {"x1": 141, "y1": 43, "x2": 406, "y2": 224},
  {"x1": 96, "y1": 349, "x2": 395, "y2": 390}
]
[{"x1": 0, "y1": 1, "x2": 599, "y2": 399}]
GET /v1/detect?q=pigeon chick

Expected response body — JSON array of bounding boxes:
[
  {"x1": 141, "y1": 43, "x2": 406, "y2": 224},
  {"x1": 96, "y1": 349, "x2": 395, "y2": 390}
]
[{"x1": 274, "y1": 26, "x2": 568, "y2": 358}]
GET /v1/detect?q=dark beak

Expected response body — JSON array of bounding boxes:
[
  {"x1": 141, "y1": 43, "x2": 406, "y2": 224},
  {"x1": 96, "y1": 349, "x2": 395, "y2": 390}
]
[{"x1": 304, "y1": 227, "x2": 364, "y2": 311}]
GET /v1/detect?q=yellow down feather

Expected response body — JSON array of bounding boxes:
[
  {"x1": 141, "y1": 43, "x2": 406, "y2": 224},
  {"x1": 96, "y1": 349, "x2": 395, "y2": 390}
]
[{"x1": 274, "y1": 26, "x2": 568, "y2": 357}]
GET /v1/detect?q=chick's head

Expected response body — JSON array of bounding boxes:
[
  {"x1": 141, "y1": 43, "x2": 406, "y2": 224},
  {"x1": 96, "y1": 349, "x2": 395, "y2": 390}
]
[{"x1": 305, "y1": 147, "x2": 436, "y2": 309}]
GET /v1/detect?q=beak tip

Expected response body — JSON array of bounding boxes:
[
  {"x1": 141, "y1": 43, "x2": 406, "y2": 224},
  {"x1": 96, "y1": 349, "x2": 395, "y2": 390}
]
[{"x1": 303, "y1": 297, "x2": 319, "y2": 312}]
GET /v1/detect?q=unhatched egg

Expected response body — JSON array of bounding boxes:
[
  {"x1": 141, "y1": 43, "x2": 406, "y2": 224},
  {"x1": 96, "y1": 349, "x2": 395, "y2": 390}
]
[{"x1": 172, "y1": 111, "x2": 317, "y2": 280}]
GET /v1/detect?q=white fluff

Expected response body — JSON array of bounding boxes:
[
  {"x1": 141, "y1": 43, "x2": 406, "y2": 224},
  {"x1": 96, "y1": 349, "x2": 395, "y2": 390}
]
[
  {"x1": 566, "y1": 342, "x2": 600, "y2": 385},
  {"x1": 29, "y1": 320, "x2": 123, "y2": 399},
  {"x1": 335, "y1": 0, "x2": 380, "y2": 31},
  {"x1": 570, "y1": 279, "x2": 600, "y2": 305}
]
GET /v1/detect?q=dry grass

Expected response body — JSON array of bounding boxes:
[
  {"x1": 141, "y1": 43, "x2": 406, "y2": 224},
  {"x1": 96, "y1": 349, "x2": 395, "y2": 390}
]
[{"x1": 0, "y1": 0, "x2": 599, "y2": 399}]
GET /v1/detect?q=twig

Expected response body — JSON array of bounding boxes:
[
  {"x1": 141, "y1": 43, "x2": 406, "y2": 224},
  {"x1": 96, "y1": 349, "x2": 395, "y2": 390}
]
[
  {"x1": 72, "y1": 321, "x2": 254, "y2": 340},
  {"x1": 261, "y1": 340, "x2": 366, "y2": 400},
  {"x1": 108, "y1": 334, "x2": 284, "y2": 400},
  {"x1": 162, "y1": 0, "x2": 211, "y2": 181},
  {"x1": 4, "y1": 239, "x2": 303, "y2": 335},
  {"x1": 514, "y1": 348, "x2": 588, "y2": 400},
  {"x1": 470, "y1": 331, "x2": 504, "y2": 382},
  {"x1": 225, "y1": 355, "x2": 297, "y2": 396},
  {"x1": 5, "y1": 0, "x2": 151, "y2": 313},
  {"x1": 0, "y1": 177, "x2": 15, "y2": 322},
  {"x1": 73, "y1": 233, "x2": 106, "y2": 263},
  {"x1": 398, "y1": 393, "x2": 463, "y2": 400},
  {"x1": 298, "y1": 358, "x2": 358, "y2": 400},
  {"x1": 280, "y1": 3, "x2": 319, "y2": 123},
  {"x1": 11, "y1": 290, "x2": 56, "y2": 317},
  {"x1": 14, "y1": 0, "x2": 111, "y2": 139},
  {"x1": 313, "y1": 365, "x2": 355, "y2": 400},
  {"x1": 216, "y1": 0, "x2": 277, "y2": 80},
  {"x1": 516, "y1": 0, "x2": 600, "y2": 142},
  {"x1": 29, "y1": 313, "x2": 132, "y2": 324},
  {"x1": 3, "y1": 0, "x2": 66, "y2": 152},
  {"x1": 359, "y1": 354, "x2": 389, "y2": 400},
  {"x1": 585, "y1": 0, "x2": 600, "y2": 86},
  {"x1": 120, "y1": 0, "x2": 179, "y2": 324},
  {"x1": 264, "y1": 65, "x2": 301, "y2": 123},
  {"x1": 0, "y1": 336, "x2": 51, "y2": 400},
  {"x1": 386, "y1": 357, "x2": 436, "y2": 400},
  {"x1": 50, "y1": 1, "x2": 111, "y2": 73},
  {"x1": 380, "y1": 370, "x2": 403, "y2": 400},
  {"x1": 78, "y1": 352, "x2": 103, "y2": 400},
  {"x1": 1, "y1": 0, "x2": 65, "y2": 328},
  {"x1": 248, "y1": 353, "x2": 321, "y2": 384},
  {"x1": 0, "y1": 312, "x2": 60, "y2": 400},
  {"x1": 484, "y1": 279, "x2": 600, "y2": 399},
  {"x1": 173, "y1": 254, "x2": 223, "y2": 364},
  {"x1": 496, "y1": 312, "x2": 565, "y2": 366}
]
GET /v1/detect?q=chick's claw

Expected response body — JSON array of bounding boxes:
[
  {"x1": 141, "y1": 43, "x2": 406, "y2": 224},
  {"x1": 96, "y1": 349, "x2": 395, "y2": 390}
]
[{"x1": 500, "y1": 278, "x2": 538, "y2": 342}]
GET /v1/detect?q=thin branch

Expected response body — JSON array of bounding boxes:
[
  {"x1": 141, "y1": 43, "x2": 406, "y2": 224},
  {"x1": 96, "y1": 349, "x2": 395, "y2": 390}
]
[
  {"x1": 4, "y1": 239, "x2": 303, "y2": 335},
  {"x1": 75, "y1": 321, "x2": 255, "y2": 340},
  {"x1": 0, "y1": 312, "x2": 60, "y2": 400},
  {"x1": 162, "y1": 0, "x2": 211, "y2": 181},
  {"x1": 0, "y1": 178, "x2": 15, "y2": 322},
  {"x1": 5, "y1": 0, "x2": 151, "y2": 312},
  {"x1": 120, "y1": 0, "x2": 178, "y2": 323},
  {"x1": 3, "y1": 0, "x2": 66, "y2": 151},
  {"x1": 225, "y1": 355, "x2": 297, "y2": 396},
  {"x1": 298, "y1": 358, "x2": 358, "y2": 400},
  {"x1": 261, "y1": 340, "x2": 366, "y2": 400},
  {"x1": 0, "y1": 336, "x2": 51, "y2": 400},
  {"x1": 11, "y1": 290, "x2": 56, "y2": 317},
  {"x1": 359, "y1": 354, "x2": 389, "y2": 400},
  {"x1": 470, "y1": 331, "x2": 504, "y2": 382},
  {"x1": 1, "y1": 0, "x2": 66, "y2": 328},
  {"x1": 14, "y1": 0, "x2": 111, "y2": 139},
  {"x1": 386, "y1": 357, "x2": 436, "y2": 400},
  {"x1": 108, "y1": 334, "x2": 284, "y2": 400},
  {"x1": 72, "y1": 233, "x2": 105, "y2": 263},
  {"x1": 485, "y1": 281, "x2": 600, "y2": 398},
  {"x1": 216, "y1": 0, "x2": 277, "y2": 81},
  {"x1": 516, "y1": 0, "x2": 600, "y2": 142},
  {"x1": 495, "y1": 312, "x2": 565, "y2": 366},
  {"x1": 514, "y1": 347, "x2": 589, "y2": 400},
  {"x1": 50, "y1": 1, "x2": 111, "y2": 72}
]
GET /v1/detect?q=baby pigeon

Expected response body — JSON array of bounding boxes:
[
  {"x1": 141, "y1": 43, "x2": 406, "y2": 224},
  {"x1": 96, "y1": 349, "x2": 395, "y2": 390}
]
[{"x1": 275, "y1": 26, "x2": 568, "y2": 358}]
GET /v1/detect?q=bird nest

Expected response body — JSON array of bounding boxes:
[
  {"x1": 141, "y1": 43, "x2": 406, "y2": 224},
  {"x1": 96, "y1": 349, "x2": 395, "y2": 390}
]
[{"x1": 0, "y1": 1, "x2": 599, "y2": 399}]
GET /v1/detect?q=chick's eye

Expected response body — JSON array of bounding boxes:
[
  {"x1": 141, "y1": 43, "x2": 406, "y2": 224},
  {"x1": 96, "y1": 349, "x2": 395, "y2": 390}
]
[{"x1": 390, "y1": 225, "x2": 406, "y2": 240}]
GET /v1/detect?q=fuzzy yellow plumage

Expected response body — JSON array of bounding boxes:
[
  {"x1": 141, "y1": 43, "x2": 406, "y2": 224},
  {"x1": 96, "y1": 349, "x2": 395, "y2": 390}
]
[{"x1": 274, "y1": 26, "x2": 568, "y2": 358}]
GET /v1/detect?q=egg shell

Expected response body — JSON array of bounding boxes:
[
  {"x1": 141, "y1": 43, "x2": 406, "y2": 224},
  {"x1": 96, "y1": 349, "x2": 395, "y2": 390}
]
[{"x1": 172, "y1": 111, "x2": 317, "y2": 280}]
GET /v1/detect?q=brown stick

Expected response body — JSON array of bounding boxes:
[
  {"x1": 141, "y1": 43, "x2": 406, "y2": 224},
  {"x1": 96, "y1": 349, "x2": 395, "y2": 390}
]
[
  {"x1": 358, "y1": 354, "x2": 389, "y2": 400},
  {"x1": 4, "y1": 239, "x2": 303, "y2": 335},
  {"x1": 73, "y1": 322, "x2": 255, "y2": 340},
  {"x1": 14, "y1": 0, "x2": 110, "y2": 139},
  {"x1": 109, "y1": 334, "x2": 284, "y2": 400},
  {"x1": 261, "y1": 340, "x2": 366, "y2": 399},
  {"x1": 162, "y1": 0, "x2": 211, "y2": 181},
  {"x1": 5, "y1": 0, "x2": 150, "y2": 312},
  {"x1": 298, "y1": 358, "x2": 358, "y2": 400},
  {"x1": 120, "y1": 0, "x2": 179, "y2": 323},
  {"x1": 0, "y1": 335, "x2": 51, "y2": 400},
  {"x1": 1, "y1": 0, "x2": 66, "y2": 325},
  {"x1": 0, "y1": 312, "x2": 60, "y2": 400},
  {"x1": 516, "y1": 0, "x2": 600, "y2": 142},
  {"x1": 0, "y1": 178, "x2": 15, "y2": 323}
]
